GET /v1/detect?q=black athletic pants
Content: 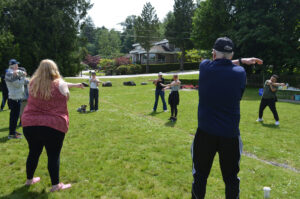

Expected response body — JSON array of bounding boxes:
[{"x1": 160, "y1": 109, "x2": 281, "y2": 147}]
[
  {"x1": 23, "y1": 126, "x2": 65, "y2": 185},
  {"x1": 89, "y1": 88, "x2": 99, "y2": 111},
  {"x1": 170, "y1": 104, "x2": 178, "y2": 117},
  {"x1": 259, "y1": 98, "x2": 279, "y2": 121},
  {"x1": 8, "y1": 99, "x2": 21, "y2": 135},
  {"x1": 191, "y1": 128, "x2": 242, "y2": 199}
]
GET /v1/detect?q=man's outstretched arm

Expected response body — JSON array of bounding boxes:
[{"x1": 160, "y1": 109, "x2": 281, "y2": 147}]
[{"x1": 232, "y1": 57, "x2": 263, "y2": 66}]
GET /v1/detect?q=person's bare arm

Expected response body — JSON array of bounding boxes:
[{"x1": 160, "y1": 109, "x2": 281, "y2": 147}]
[
  {"x1": 161, "y1": 81, "x2": 181, "y2": 87},
  {"x1": 67, "y1": 83, "x2": 84, "y2": 89},
  {"x1": 232, "y1": 58, "x2": 263, "y2": 65}
]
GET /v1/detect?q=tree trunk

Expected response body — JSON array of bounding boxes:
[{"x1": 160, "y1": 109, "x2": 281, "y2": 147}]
[
  {"x1": 180, "y1": 47, "x2": 185, "y2": 71},
  {"x1": 146, "y1": 51, "x2": 150, "y2": 73}
]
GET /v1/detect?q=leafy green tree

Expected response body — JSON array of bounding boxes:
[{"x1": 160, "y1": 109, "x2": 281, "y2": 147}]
[
  {"x1": 191, "y1": 0, "x2": 232, "y2": 50},
  {"x1": 6, "y1": 0, "x2": 92, "y2": 76},
  {"x1": 120, "y1": 15, "x2": 137, "y2": 54},
  {"x1": 166, "y1": 0, "x2": 195, "y2": 70},
  {"x1": 0, "y1": 0, "x2": 19, "y2": 73},
  {"x1": 134, "y1": 2, "x2": 160, "y2": 73},
  {"x1": 97, "y1": 28, "x2": 122, "y2": 58},
  {"x1": 232, "y1": 0, "x2": 300, "y2": 74}
]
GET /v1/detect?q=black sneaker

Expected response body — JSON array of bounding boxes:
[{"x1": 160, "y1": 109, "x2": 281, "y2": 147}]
[{"x1": 8, "y1": 135, "x2": 22, "y2": 139}]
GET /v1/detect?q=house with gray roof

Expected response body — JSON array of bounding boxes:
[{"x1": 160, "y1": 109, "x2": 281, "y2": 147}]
[{"x1": 129, "y1": 39, "x2": 180, "y2": 64}]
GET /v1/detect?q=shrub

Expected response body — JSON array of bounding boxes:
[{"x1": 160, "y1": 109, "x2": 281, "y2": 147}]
[
  {"x1": 83, "y1": 54, "x2": 101, "y2": 69},
  {"x1": 116, "y1": 64, "x2": 142, "y2": 75},
  {"x1": 115, "y1": 57, "x2": 131, "y2": 67},
  {"x1": 165, "y1": 78, "x2": 199, "y2": 86},
  {"x1": 141, "y1": 62, "x2": 200, "y2": 73}
]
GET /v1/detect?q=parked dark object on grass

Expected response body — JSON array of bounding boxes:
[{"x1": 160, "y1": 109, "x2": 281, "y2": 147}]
[
  {"x1": 123, "y1": 81, "x2": 136, "y2": 86},
  {"x1": 102, "y1": 81, "x2": 112, "y2": 87}
]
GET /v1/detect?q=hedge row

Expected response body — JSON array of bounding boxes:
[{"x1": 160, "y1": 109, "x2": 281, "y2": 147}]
[
  {"x1": 165, "y1": 79, "x2": 199, "y2": 86},
  {"x1": 141, "y1": 62, "x2": 200, "y2": 73}
]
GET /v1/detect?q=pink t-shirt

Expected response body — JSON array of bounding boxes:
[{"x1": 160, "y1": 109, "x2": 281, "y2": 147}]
[{"x1": 22, "y1": 80, "x2": 69, "y2": 133}]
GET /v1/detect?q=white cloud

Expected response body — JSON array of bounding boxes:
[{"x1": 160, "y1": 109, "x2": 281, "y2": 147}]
[{"x1": 88, "y1": 0, "x2": 176, "y2": 31}]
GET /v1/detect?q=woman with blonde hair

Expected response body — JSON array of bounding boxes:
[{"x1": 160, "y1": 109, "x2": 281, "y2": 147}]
[{"x1": 21, "y1": 59, "x2": 84, "y2": 192}]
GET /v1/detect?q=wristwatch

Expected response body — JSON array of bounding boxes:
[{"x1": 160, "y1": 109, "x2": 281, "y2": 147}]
[{"x1": 238, "y1": 58, "x2": 242, "y2": 66}]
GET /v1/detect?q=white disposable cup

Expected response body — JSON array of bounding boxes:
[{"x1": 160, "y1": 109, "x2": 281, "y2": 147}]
[{"x1": 263, "y1": 187, "x2": 271, "y2": 198}]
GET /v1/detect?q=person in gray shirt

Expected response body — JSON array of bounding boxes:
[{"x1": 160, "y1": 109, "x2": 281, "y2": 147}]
[{"x1": 5, "y1": 59, "x2": 26, "y2": 139}]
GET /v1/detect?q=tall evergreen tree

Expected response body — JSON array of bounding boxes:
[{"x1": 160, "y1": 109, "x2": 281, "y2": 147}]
[
  {"x1": 166, "y1": 0, "x2": 195, "y2": 71},
  {"x1": 134, "y1": 2, "x2": 160, "y2": 73}
]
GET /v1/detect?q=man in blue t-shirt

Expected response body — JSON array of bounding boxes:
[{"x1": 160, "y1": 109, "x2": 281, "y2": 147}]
[{"x1": 191, "y1": 37, "x2": 263, "y2": 199}]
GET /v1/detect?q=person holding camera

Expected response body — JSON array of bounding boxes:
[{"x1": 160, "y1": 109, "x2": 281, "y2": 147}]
[{"x1": 5, "y1": 59, "x2": 27, "y2": 139}]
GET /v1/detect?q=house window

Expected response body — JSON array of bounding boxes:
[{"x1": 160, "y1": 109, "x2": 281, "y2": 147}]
[
  {"x1": 157, "y1": 54, "x2": 165, "y2": 63},
  {"x1": 143, "y1": 54, "x2": 156, "y2": 61}
]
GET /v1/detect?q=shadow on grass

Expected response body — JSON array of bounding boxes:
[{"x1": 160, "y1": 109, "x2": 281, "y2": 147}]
[
  {"x1": 148, "y1": 111, "x2": 164, "y2": 116},
  {"x1": 260, "y1": 123, "x2": 280, "y2": 129},
  {"x1": 0, "y1": 127, "x2": 9, "y2": 132},
  {"x1": 0, "y1": 185, "x2": 48, "y2": 199},
  {"x1": 165, "y1": 120, "x2": 177, "y2": 127},
  {"x1": 0, "y1": 136, "x2": 9, "y2": 143}
]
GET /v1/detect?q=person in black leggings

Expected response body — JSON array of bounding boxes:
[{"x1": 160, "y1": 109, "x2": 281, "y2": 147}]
[
  {"x1": 161, "y1": 74, "x2": 181, "y2": 122},
  {"x1": 23, "y1": 126, "x2": 65, "y2": 186}
]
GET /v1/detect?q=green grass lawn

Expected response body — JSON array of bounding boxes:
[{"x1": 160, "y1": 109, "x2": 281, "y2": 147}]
[{"x1": 0, "y1": 75, "x2": 299, "y2": 199}]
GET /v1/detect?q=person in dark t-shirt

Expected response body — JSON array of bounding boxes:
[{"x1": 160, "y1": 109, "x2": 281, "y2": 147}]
[
  {"x1": 191, "y1": 37, "x2": 263, "y2": 199},
  {"x1": 1, "y1": 70, "x2": 9, "y2": 110},
  {"x1": 256, "y1": 75, "x2": 285, "y2": 125},
  {"x1": 149, "y1": 72, "x2": 167, "y2": 112}
]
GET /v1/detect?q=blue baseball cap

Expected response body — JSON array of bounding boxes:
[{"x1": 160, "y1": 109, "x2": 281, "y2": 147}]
[
  {"x1": 213, "y1": 37, "x2": 234, "y2": 53},
  {"x1": 9, "y1": 59, "x2": 20, "y2": 66}
]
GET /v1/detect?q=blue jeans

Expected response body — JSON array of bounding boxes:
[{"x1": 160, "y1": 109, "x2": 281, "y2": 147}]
[
  {"x1": 8, "y1": 99, "x2": 21, "y2": 135},
  {"x1": 153, "y1": 90, "x2": 167, "y2": 111}
]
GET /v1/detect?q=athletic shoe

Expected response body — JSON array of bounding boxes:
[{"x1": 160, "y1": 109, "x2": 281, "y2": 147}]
[
  {"x1": 90, "y1": 110, "x2": 94, "y2": 112},
  {"x1": 164, "y1": 110, "x2": 168, "y2": 112},
  {"x1": 25, "y1": 177, "x2": 41, "y2": 186},
  {"x1": 8, "y1": 135, "x2": 22, "y2": 139},
  {"x1": 50, "y1": 183, "x2": 72, "y2": 192},
  {"x1": 275, "y1": 121, "x2": 280, "y2": 126},
  {"x1": 256, "y1": 118, "x2": 263, "y2": 122},
  {"x1": 15, "y1": 132, "x2": 22, "y2": 136},
  {"x1": 152, "y1": 109, "x2": 156, "y2": 112}
]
